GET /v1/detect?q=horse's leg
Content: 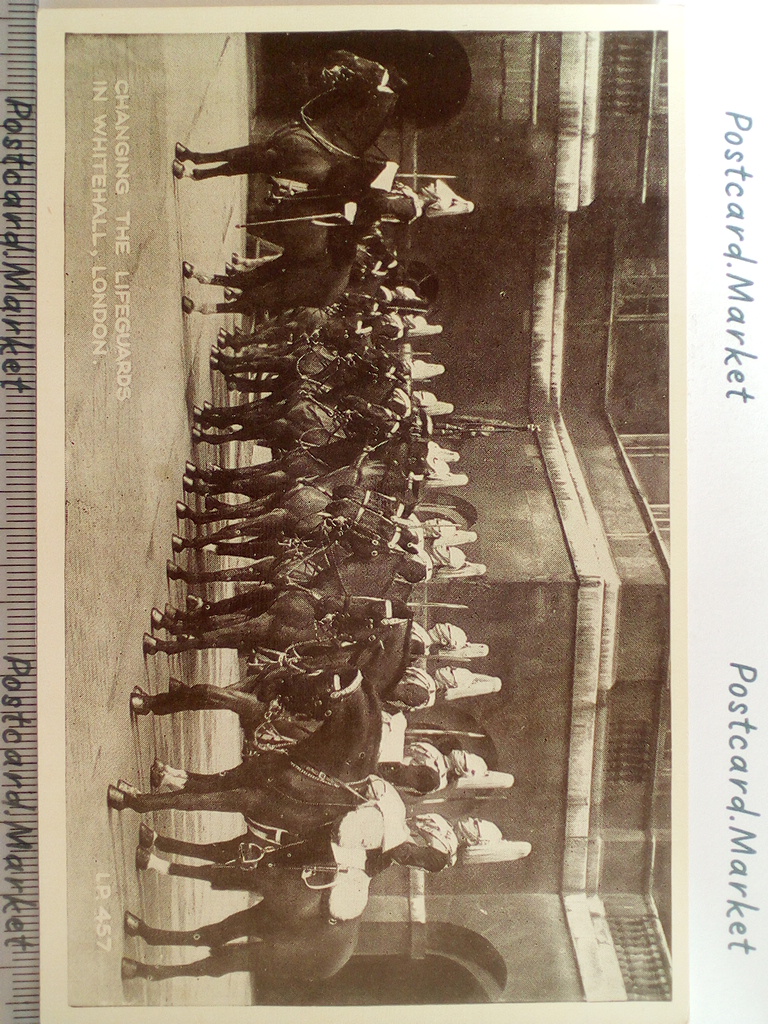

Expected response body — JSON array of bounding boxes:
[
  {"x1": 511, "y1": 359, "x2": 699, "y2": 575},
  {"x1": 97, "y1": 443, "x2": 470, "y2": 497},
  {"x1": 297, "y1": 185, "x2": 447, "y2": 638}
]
[
  {"x1": 162, "y1": 861, "x2": 262, "y2": 890},
  {"x1": 183, "y1": 142, "x2": 270, "y2": 175},
  {"x1": 208, "y1": 462, "x2": 284, "y2": 485},
  {"x1": 177, "y1": 588, "x2": 277, "y2": 619},
  {"x1": 199, "y1": 405, "x2": 287, "y2": 431},
  {"x1": 175, "y1": 510, "x2": 289, "y2": 550},
  {"x1": 210, "y1": 470, "x2": 290, "y2": 501},
  {"x1": 128, "y1": 903, "x2": 267, "y2": 946},
  {"x1": 166, "y1": 558, "x2": 276, "y2": 585},
  {"x1": 135, "y1": 682, "x2": 261, "y2": 723},
  {"x1": 177, "y1": 493, "x2": 277, "y2": 525},
  {"x1": 192, "y1": 424, "x2": 250, "y2": 445},
  {"x1": 111, "y1": 783, "x2": 254, "y2": 815},
  {"x1": 213, "y1": 538, "x2": 284, "y2": 561},
  {"x1": 219, "y1": 373, "x2": 280, "y2": 395},
  {"x1": 124, "y1": 945, "x2": 256, "y2": 981},
  {"x1": 196, "y1": 396, "x2": 268, "y2": 424},
  {"x1": 152, "y1": 831, "x2": 247, "y2": 862}
]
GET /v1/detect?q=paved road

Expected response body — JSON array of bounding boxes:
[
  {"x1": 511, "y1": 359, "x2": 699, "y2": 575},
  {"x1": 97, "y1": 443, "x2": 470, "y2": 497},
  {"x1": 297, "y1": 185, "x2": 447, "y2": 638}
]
[{"x1": 64, "y1": 34, "x2": 254, "y2": 1006}]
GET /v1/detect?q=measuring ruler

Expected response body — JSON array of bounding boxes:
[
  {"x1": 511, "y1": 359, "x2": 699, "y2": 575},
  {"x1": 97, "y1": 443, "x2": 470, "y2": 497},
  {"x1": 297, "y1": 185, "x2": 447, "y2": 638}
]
[{"x1": 0, "y1": 0, "x2": 38, "y2": 1022}]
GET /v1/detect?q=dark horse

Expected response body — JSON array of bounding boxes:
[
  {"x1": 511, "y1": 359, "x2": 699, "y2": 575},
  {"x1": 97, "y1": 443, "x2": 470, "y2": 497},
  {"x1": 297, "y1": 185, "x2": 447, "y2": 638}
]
[
  {"x1": 133, "y1": 618, "x2": 416, "y2": 741},
  {"x1": 122, "y1": 864, "x2": 364, "y2": 985},
  {"x1": 173, "y1": 51, "x2": 399, "y2": 194},
  {"x1": 111, "y1": 664, "x2": 384, "y2": 987},
  {"x1": 122, "y1": 819, "x2": 367, "y2": 985},
  {"x1": 108, "y1": 663, "x2": 382, "y2": 827}
]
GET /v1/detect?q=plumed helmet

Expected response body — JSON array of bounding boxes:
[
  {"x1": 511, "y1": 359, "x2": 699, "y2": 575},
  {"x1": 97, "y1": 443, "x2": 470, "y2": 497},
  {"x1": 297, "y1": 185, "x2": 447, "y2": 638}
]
[
  {"x1": 448, "y1": 749, "x2": 488, "y2": 777},
  {"x1": 428, "y1": 441, "x2": 460, "y2": 463},
  {"x1": 434, "y1": 666, "x2": 502, "y2": 700},
  {"x1": 433, "y1": 559, "x2": 486, "y2": 579},
  {"x1": 453, "y1": 816, "x2": 503, "y2": 848},
  {"x1": 391, "y1": 665, "x2": 436, "y2": 710},
  {"x1": 431, "y1": 541, "x2": 467, "y2": 570},
  {"x1": 423, "y1": 622, "x2": 489, "y2": 661},
  {"x1": 403, "y1": 314, "x2": 443, "y2": 337},
  {"x1": 377, "y1": 311, "x2": 405, "y2": 340},
  {"x1": 419, "y1": 179, "x2": 475, "y2": 218},
  {"x1": 409, "y1": 620, "x2": 433, "y2": 653},
  {"x1": 411, "y1": 360, "x2": 445, "y2": 381},
  {"x1": 414, "y1": 391, "x2": 454, "y2": 417},
  {"x1": 428, "y1": 621, "x2": 467, "y2": 650},
  {"x1": 409, "y1": 813, "x2": 459, "y2": 863}
]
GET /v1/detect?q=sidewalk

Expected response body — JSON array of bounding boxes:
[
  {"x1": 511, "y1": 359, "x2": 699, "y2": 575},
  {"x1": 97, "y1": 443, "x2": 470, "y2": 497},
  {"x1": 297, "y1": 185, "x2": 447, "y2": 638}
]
[{"x1": 64, "y1": 33, "x2": 251, "y2": 1006}]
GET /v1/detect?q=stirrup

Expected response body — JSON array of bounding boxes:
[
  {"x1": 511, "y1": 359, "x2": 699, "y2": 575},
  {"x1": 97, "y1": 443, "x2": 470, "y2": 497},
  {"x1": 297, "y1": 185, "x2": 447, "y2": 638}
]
[
  {"x1": 142, "y1": 633, "x2": 159, "y2": 656},
  {"x1": 182, "y1": 260, "x2": 194, "y2": 279}
]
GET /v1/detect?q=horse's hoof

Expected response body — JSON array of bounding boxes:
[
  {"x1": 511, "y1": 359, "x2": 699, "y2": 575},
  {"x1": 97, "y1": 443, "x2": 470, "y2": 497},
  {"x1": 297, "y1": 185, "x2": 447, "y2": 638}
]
[
  {"x1": 191, "y1": 427, "x2": 202, "y2": 444},
  {"x1": 135, "y1": 845, "x2": 152, "y2": 871},
  {"x1": 185, "y1": 461, "x2": 197, "y2": 475},
  {"x1": 182, "y1": 261, "x2": 194, "y2": 279},
  {"x1": 130, "y1": 687, "x2": 149, "y2": 715},
  {"x1": 175, "y1": 143, "x2": 190, "y2": 160},
  {"x1": 171, "y1": 534, "x2": 187, "y2": 555},
  {"x1": 138, "y1": 823, "x2": 157, "y2": 849},
  {"x1": 223, "y1": 287, "x2": 242, "y2": 301},
  {"x1": 117, "y1": 779, "x2": 139, "y2": 797},
  {"x1": 175, "y1": 501, "x2": 191, "y2": 520},
  {"x1": 121, "y1": 956, "x2": 143, "y2": 981},
  {"x1": 142, "y1": 633, "x2": 159, "y2": 656},
  {"x1": 107, "y1": 784, "x2": 126, "y2": 810},
  {"x1": 185, "y1": 595, "x2": 204, "y2": 613},
  {"x1": 166, "y1": 560, "x2": 186, "y2": 582},
  {"x1": 150, "y1": 607, "x2": 164, "y2": 629},
  {"x1": 149, "y1": 759, "x2": 165, "y2": 791},
  {"x1": 172, "y1": 159, "x2": 185, "y2": 179},
  {"x1": 182, "y1": 475, "x2": 195, "y2": 492},
  {"x1": 181, "y1": 295, "x2": 194, "y2": 315},
  {"x1": 125, "y1": 909, "x2": 144, "y2": 936},
  {"x1": 192, "y1": 406, "x2": 202, "y2": 419},
  {"x1": 210, "y1": 356, "x2": 219, "y2": 371}
]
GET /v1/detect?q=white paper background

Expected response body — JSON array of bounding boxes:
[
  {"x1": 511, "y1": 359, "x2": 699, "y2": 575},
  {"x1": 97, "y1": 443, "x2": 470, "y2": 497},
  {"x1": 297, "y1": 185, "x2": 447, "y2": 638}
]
[{"x1": 687, "y1": 3, "x2": 768, "y2": 1023}]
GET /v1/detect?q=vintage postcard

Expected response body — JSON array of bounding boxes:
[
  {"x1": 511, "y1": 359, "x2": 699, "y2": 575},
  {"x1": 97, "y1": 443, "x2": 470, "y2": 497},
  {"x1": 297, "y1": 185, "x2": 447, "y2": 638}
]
[{"x1": 36, "y1": 6, "x2": 685, "y2": 1021}]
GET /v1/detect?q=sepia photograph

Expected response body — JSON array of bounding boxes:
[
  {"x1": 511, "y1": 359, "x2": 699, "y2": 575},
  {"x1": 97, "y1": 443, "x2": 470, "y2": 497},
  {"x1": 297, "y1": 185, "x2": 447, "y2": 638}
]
[{"x1": 38, "y1": 9, "x2": 681, "y2": 1017}]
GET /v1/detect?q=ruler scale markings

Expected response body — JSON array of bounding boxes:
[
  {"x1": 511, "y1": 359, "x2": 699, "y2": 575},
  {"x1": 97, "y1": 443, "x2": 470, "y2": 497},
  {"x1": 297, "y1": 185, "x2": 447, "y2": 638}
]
[{"x1": 0, "y1": 0, "x2": 38, "y2": 1022}]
